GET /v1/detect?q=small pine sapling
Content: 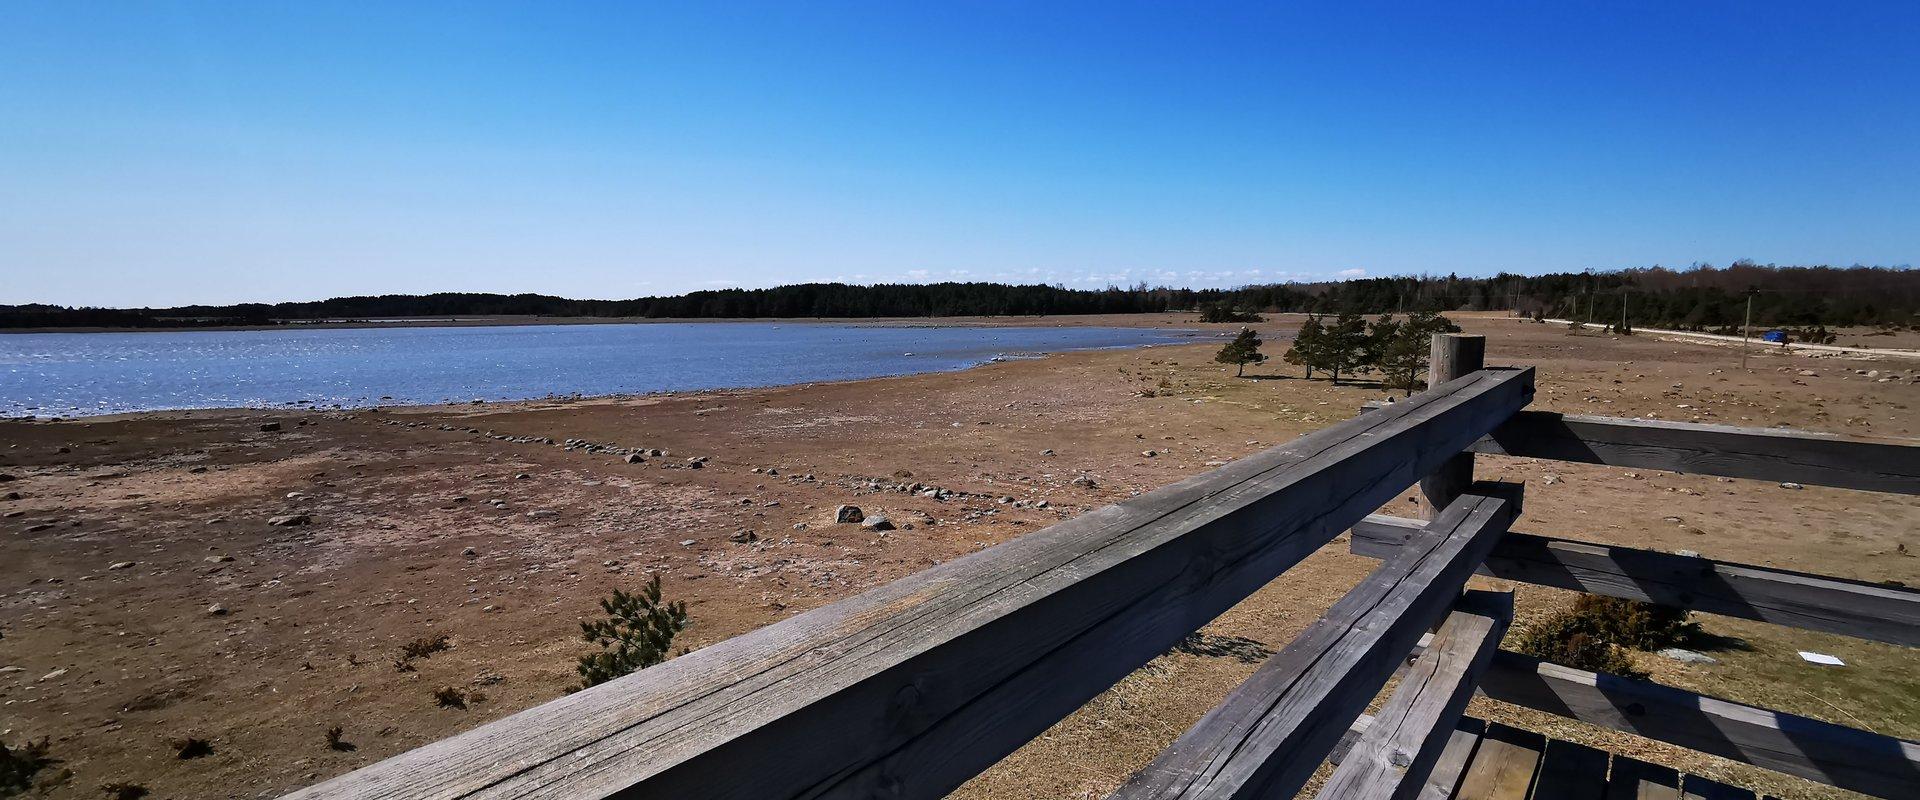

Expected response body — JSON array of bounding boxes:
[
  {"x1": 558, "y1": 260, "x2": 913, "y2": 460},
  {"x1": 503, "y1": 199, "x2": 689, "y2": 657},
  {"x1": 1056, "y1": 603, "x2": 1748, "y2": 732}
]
[{"x1": 573, "y1": 574, "x2": 689, "y2": 691}]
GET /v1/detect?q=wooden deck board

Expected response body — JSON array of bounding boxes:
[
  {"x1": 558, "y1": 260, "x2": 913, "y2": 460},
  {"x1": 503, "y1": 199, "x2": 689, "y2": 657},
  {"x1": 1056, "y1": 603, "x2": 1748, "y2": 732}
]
[{"x1": 1452, "y1": 723, "x2": 1544, "y2": 800}]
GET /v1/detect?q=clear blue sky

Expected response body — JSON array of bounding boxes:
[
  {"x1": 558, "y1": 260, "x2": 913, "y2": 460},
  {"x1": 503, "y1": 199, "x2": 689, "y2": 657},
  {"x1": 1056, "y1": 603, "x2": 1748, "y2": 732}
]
[{"x1": 4, "y1": 2, "x2": 1915, "y2": 307}]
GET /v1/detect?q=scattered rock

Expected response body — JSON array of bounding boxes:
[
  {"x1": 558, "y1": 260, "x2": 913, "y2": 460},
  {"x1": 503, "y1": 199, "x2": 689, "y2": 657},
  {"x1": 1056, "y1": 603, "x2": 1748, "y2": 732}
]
[
  {"x1": 461, "y1": 547, "x2": 477, "y2": 557},
  {"x1": 514, "y1": 473, "x2": 531, "y2": 480},
  {"x1": 729, "y1": 529, "x2": 758, "y2": 544},
  {"x1": 678, "y1": 539, "x2": 695, "y2": 547},
  {"x1": 1040, "y1": 449, "x2": 1055, "y2": 456},
  {"x1": 1142, "y1": 450, "x2": 1157, "y2": 458},
  {"x1": 624, "y1": 453, "x2": 645, "y2": 464},
  {"x1": 204, "y1": 555, "x2": 233, "y2": 563},
  {"x1": 526, "y1": 509, "x2": 558, "y2": 519},
  {"x1": 835, "y1": 505, "x2": 865, "y2": 524},
  {"x1": 107, "y1": 561, "x2": 136, "y2": 570},
  {"x1": 207, "y1": 604, "x2": 228, "y2": 616},
  {"x1": 40, "y1": 668, "x2": 68, "y2": 681},
  {"x1": 1780, "y1": 482, "x2": 1805, "y2": 490},
  {"x1": 1072, "y1": 475, "x2": 1098, "y2": 488},
  {"x1": 267, "y1": 514, "x2": 311, "y2": 527},
  {"x1": 259, "y1": 422, "x2": 282, "y2": 432},
  {"x1": 861, "y1": 515, "x2": 895, "y2": 532}
]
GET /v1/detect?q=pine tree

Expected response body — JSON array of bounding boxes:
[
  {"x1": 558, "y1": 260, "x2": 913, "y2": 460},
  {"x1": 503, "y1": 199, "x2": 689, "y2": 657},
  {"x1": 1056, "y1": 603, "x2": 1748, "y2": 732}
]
[
  {"x1": 1283, "y1": 315, "x2": 1325, "y2": 379},
  {"x1": 1214, "y1": 327, "x2": 1267, "y2": 377},
  {"x1": 573, "y1": 574, "x2": 689, "y2": 691},
  {"x1": 1324, "y1": 311, "x2": 1371, "y2": 384},
  {"x1": 1372, "y1": 310, "x2": 1461, "y2": 396}
]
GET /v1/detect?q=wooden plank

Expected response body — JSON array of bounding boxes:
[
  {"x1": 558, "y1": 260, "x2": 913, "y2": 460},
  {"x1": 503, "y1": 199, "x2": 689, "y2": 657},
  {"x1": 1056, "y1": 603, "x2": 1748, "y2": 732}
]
[
  {"x1": 1315, "y1": 590, "x2": 1514, "y2": 800},
  {"x1": 288, "y1": 368, "x2": 1537, "y2": 800},
  {"x1": 1411, "y1": 719, "x2": 1485, "y2": 800},
  {"x1": 1330, "y1": 716, "x2": 1488, "y2": 800},
  {"x1": 1680, "y1": 775, "x2": 1757, "y2": 800},
  {"x1": 1607, "y1": 757, "x2": 1681, "y2": 800},
  {"x1": 1465, "y1": 410, "x2": 1920, "y2": 495},
  {"x1": 1349, "y1": 517, "x2": 1920, "y2": 647},
  {"x1": 1420, "y1": 334, "x2": 1484, "y2": 519},
  {"x1": 1109, "y1": 488, "x2": 1521, "y2": 800},
  {"x1": 1452, "y1": 723, "x2": 1543, "y2": 800},
  {"x1": 1531, "y1": 740, "x2": 1610, "y2": 800},
  {"x1": 1479, "y1": 650, "x2": 1920, "y2": 799}
]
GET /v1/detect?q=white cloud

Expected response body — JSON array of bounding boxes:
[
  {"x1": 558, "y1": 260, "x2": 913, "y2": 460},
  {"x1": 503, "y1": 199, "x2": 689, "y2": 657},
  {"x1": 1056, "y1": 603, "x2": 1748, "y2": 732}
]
[{"x1": 1337, "y1": 268, "x2": 1367, "y2": 278}]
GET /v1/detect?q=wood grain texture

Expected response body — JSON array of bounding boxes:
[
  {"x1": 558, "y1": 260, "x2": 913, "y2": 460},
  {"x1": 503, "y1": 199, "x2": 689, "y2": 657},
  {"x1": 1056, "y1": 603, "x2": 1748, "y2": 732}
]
[
  {"x1": 1480, "y1": 651, "x2": 1920, "y2": 799},
  {"x1": 1410, "y1": 720, "x2": 1485, "y2": 800},
  {"x1": 1452, "y1": 723, "x2": 1543, "y2": 800},
  {"x1": 1315, "y1": 590, "x2": 1513, "y2": 800},
  {"x1": 1349, "y1": 516, "x2": 1920, "y2": 647},
  {"x1": 1465, "y1": 410, "x2": 1920, "y2": 495},
  {"x1": 284, "y1": 369, "x2": 1536, "y2": 800},
  {"x1": 1108, "y1": 487, "x2": 1520, "y2": 800}
]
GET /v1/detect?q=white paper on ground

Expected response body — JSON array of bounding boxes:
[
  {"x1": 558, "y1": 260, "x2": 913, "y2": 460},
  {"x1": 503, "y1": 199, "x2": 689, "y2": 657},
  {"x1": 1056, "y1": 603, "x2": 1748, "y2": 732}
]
[{"x1": 1798, "y1": 651, "x2": 1845, "y2": 666}]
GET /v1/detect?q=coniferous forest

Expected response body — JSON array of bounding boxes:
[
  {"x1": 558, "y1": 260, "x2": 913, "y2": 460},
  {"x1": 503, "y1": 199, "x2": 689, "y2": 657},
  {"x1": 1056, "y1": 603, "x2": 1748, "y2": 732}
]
[{"x1": 4, "y1": 263, "x2": 1915, "y2": 331}]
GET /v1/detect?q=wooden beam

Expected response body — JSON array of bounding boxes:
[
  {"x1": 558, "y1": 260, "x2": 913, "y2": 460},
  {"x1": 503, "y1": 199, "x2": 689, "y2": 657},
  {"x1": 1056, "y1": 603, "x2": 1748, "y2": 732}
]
[
  {"x1": 286, "y1": 367, "x2": 1536, "y2": 800},
  {"x1": 1349, "y1": 516, "x2": 1920, "y2": 647},
  {"x1": 1420, "y1": 334, "x2": 1485, "y2": 518},
  {"x1": 1479, "y1": 650, "x2": 1920, "y2": 799},
  {"x1": 1466, "y1": 410, "x2": 1920, "y2": 495},
  {"x1": 1109, "y1": 487, "x2": 1520, "y2": 800},
  {"x1": 1315, "y1": 590, "x2": 1514, "y2": 800}
]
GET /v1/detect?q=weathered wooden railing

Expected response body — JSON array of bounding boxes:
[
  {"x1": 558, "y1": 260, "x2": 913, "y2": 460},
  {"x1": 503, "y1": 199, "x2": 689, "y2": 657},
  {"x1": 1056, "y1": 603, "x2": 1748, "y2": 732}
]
[{"x1": 286, "y1": 336, "x2": 1920, "y2": 800}]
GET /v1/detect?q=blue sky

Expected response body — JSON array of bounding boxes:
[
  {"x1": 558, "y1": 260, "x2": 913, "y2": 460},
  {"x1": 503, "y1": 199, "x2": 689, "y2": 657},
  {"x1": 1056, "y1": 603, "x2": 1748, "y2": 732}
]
[{"x1": 3, "y1": 2, "x2": 1916, "y2": 306}]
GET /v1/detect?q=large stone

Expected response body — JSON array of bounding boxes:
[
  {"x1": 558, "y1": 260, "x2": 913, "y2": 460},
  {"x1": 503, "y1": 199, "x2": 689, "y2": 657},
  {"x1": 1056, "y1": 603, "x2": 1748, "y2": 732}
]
[
  {"x1": 835, "y1": 505, "x2": 865, "y2": 524},
  {"x1": 860, "y1": 515, "x2": 894, "y2": 532},
  {"x1": 266, "y1": 514, "x2": 311, "y2": 527}
]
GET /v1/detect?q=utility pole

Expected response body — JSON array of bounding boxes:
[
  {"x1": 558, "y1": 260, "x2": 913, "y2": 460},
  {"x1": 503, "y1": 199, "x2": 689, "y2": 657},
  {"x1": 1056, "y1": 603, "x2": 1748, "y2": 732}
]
[{"x1": 1619, "y1": 286, "x2": 1629, "y2": 333}]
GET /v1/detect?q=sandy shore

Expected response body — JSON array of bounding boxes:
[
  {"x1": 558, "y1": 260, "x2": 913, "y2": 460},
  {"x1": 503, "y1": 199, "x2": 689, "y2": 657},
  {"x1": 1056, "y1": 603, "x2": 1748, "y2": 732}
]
[{"x1": 2, "y1": 313, "x2": 1916, "y2": 799}]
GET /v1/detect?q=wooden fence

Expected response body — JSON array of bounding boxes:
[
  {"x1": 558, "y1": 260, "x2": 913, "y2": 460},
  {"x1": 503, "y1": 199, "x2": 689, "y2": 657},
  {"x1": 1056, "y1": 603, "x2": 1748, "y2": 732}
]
[{"x1": 285, "y1": 336, "x2": 1919, "y2": 800}]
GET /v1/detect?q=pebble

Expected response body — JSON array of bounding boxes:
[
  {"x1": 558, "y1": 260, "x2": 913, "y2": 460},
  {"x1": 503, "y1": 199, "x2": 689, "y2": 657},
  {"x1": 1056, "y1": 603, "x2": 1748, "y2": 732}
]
[
  {"x1": 1780, "y1": 482, "x2": 1805, "y2": 490},
  {"x1": 861, "y1": 515, "x2": 895, "y2": 532},
  {"x1": 107, "y1": 561, "x2": 135, "y2": 570},
  {"x1": 461, "y1": 547, "x2": 477, "y2": 557},
  {"x1": 267, "y1": 514, "x2": 312, "y2": 526},
  {"x1": 204, "y1": 555, "x2": 233, "y2": 563},
  {"x1": 207, "y1": 604, "x2": 228, "y2": 616},
  {"x1": 40, "y1": 668, "x2": 68, "y2": 682},
  {"x1": 835, "y1": 505, "x2": 865, "y2": 524}
]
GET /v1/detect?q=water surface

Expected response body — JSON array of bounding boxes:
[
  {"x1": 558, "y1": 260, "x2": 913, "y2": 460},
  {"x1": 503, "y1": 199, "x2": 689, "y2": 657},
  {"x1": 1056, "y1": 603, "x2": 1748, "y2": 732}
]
[{"x1": 0, "y1": 322, "x2": 1197, "y2": 417}]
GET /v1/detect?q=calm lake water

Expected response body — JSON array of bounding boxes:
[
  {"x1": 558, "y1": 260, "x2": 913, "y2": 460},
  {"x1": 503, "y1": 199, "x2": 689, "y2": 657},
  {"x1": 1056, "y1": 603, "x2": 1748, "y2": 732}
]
[{"x1": 0, "y1": 322, "x2": 1199, "y2": 417}]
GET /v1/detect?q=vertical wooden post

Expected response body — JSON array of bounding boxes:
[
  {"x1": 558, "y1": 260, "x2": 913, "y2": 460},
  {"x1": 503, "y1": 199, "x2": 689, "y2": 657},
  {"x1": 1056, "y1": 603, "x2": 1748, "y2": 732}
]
[{"x1": 1420, "y1": 334, "x2": 1485, "y2": 519}]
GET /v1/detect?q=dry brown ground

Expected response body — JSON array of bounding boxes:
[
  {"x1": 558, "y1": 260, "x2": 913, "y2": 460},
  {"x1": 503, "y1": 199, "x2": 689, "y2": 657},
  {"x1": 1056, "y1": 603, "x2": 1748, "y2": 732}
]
[{"x1": 1, "y1": 313, "x2": 1916, "y2": 799}]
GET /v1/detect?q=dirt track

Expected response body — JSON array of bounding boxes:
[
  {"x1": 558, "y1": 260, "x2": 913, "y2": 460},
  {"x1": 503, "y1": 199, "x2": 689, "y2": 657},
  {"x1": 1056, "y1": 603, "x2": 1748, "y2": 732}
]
[{"x1": 2, "y1": 313, "x2": 1916, "y2": 799}]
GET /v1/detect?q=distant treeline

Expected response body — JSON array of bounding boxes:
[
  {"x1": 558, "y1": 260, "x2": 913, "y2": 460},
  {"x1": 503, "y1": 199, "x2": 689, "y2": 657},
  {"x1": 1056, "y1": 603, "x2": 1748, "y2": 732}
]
[{"x1": 6, "y1": 263, "x2": 1916, "y2": 330}]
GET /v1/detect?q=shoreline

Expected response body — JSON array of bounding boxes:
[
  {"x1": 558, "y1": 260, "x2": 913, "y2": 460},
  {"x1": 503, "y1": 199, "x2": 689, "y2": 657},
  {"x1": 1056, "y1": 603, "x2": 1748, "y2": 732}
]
[{"x1": 2, "y1": 321, "x2": 1226, "y2": 422}]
